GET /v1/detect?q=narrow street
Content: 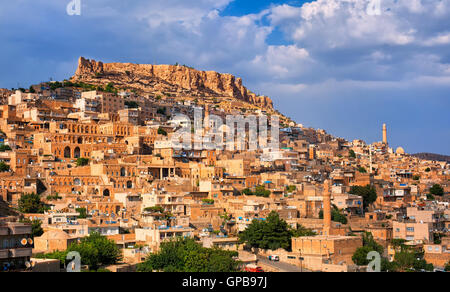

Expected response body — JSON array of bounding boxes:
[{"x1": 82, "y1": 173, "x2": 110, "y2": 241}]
[{"x1": 256, "y1": 256, "x2": 312, "y2": 272}]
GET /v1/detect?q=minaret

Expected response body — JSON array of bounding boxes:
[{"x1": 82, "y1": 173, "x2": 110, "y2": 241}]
[
  {"x1": 204, "y1": 104, "x2": 210, "y2": 133},
  {"x1": 382, "y1": 123, "x2": 388, "y2": 145},
  {"x1": 323, "y1": 180, "x2": 332, "y2": 236}
]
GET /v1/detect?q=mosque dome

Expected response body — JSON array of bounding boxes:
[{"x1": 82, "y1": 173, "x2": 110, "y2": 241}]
[{"x1": 396, "y1": 147, "x2": 405, "y2": 155}]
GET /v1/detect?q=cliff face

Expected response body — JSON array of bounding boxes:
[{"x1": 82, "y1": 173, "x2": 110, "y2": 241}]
[{"x1": 73, "y1": 57, "x2": 273, "y2": 109}]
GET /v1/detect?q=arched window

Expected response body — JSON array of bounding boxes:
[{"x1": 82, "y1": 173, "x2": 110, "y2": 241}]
[
  {"x1": 120, "y1": 167, "x2": 126, "y2": 177},
  {"x1": 74, "y1": 147, "x2": 81, "y2": 159},
  {"x1": 126, "y1": 181, "x2": 133, "y2": 189},
  {"x1": 64, "y1": 146, "x2": 71, "y2": 158}
]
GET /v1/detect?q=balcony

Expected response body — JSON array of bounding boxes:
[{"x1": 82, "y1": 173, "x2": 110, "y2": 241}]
[
  {"x1": 8, "y1": 224, "x2": 32, "y2": 235},
  {"x1": 0, "y1": 226, "x2": 8, "y2": 236},
  {"x1": 0, "y1": 249, "x2": 8, "y2": 259},
  {"x1": 9, "y1": 248, "x2": 32, "y2": 258}
]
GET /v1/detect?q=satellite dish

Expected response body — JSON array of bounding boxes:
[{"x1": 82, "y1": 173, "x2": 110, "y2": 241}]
[
  {"x1": 21, "y1": 238, "x2": 28, "y2": 246},
  {"x1": 25, "y1": 261, "x2": 31, "y2": 268},
  {"x1": 28, "y1": 238, "x2": 34, "y2": 245}
]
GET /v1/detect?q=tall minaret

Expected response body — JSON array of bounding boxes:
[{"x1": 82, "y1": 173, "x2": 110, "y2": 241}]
[
  {"x1": 204, "y1": 104, "x2": 210, "y2": 133},
  {"x1": 323, "y1": 180, "x2": 332, "y2": 236},
  {"x1": 382, "y1": 123, "x2": 388, "y2": 145}
]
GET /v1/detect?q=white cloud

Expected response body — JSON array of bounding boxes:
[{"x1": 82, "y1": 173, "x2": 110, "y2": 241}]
[
  {"x1": 244, "y1": 0, "x2": 450, "y2": 88},
  {"x1": 250, "y1": 45, "x2": 312, "y2": 78},
  {"x1": 423, "y1": 32, "x2": 450, "y2": 46}
]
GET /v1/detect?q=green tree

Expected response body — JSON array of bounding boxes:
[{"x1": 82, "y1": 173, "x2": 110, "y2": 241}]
[
  {"x1": 206, "y1": 249, "x2": 240, "y2": 272},
  {"x1": 124, "y1": 101, "x2": 139, "y2": 108},
  {"x1": 349, "y1": 185, "x2": 378, "y2": 210},
  {"x1": 358, "y1": 166, "x2": 367, "y2": 173},
  {"x1": 157, "y1": 127, "x2": 167, "y2": 136},
  {"x1": 0, "y1": 144, "x2": 12, "y2": 152},
  {"x1": 76, "y1": 158, "x2": 89, "y2": 167},
  {"x1": 352, "y1": 232, "x2": 384, "y2": 266},
  {"x1": 67, "y1": 232, "x2": 122, "y2": 270},
  {"x1": 381, "y1": 258, "x2": 398, "y2": 272},
  {"x1": 242, "y1": 188, "x2": 253, "y2": 196},
  {"x1": 104, "y1": 82, "x2": 116, "y2": 93},
  {"x1": 137, "y1": 238, "x2": 239, "y2": 272},
  {"x1": 349, "y1": 150, "x2": 356, "y2": 158},
  {"x1": 445, "y1": 262, "x2": 450, "y2": 272},
  {"x1": 20, "y1": 218, "x2": 44, "y2": 238},
  {"x1": 319, "y1": 206, "x2": 348, "y2": 225},
  {"x1": 201, "y1": 199, "x2": 214, "y2": 205},
  {"x1": 394, "y1": 251, "x2": 433, "y2": 272},
  {"x1": 429, "y1": 184, "x2": 444, "y2": 197},
  {"x1": 254, "y1": 185, "x2": 271, "y2": 198},
  {"x1": 0, "y1": 161, "x2": 10, "y2": 172},
  {"x1": 18, "y1": 193, "x2": 49, "y2": 213},
  {"x1": 243, "y1": 185, "x2": 270, "y2": 198},
  {"x1": 362, "y1": 232, "x2": 383, "y2": 254},
  {"x1": 391, "y1": 239, "x2": 408, "y2": 251},
  {"x1": 219, "y1": 212, "x2": 232, "y2": 226},
  {"x1": 286, "y1": 185, "x2": 297, "y2": 193},
  {"x1": 291, "y1": 225, "x2": 316, "y2": 237},
  {"x1": 157, "y1": 107, "x2": 166, "y2": 115},
  {"x1": 76, "y1": 207, "x2": 88, "y2": 219},
  {"x1": 352, "y1": 246, "x2": 374, "y2": 266},
  {"x1": 46, "y1": 193, "x2": 62, "y2": 201},
  {"x1": 144, "y1": 206, "x2": 165, "y2": 213},
  {"x1": 426, "y1": 194, "x2": 435, "y2": 201},
  {"x1": 239, "y1": 211, "x2": 292, "y2": 251},
  {"x1": 332, "y1": 208, "x2": 348, "y2": 224}
]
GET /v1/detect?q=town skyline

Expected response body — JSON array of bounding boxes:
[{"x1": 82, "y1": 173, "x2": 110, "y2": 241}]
[
  {"x1": 1, "y1": 0, "x2": 449, "y2": 155},
  {"x1": 0, "y1": 0, "x2": 449, "y2": 276}
]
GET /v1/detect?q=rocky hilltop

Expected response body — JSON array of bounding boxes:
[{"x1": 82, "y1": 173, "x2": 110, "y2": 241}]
[{"x1": 72, "y1": 57, "x2": 273, "y2": 109}]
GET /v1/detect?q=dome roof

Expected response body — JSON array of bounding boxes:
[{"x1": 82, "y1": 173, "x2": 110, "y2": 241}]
[
  {"x1": 396, "y1": 147, "x2": 405, "y2": 155},
  {"x1": 39, "y1": 230, "x2": 71, "y2": 240}
]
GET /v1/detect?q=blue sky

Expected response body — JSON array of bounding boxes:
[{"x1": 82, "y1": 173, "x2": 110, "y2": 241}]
[{"x1": 0, "y1": 0, "x2": 449, "y2": 154}]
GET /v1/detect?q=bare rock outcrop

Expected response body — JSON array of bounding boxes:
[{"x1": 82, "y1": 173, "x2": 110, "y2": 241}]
[{"x1": 72, "y1": 57, "x2": 273, "y2": 109}]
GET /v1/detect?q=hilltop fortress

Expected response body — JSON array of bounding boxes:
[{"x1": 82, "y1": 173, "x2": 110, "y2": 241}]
[{"x1": 73, "y1": 57, "x2": 273, "y2": 110}]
